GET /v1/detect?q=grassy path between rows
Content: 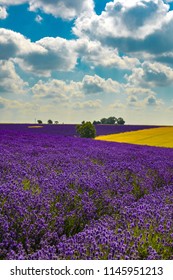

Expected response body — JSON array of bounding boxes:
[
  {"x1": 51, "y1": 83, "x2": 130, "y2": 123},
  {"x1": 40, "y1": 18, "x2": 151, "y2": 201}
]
[{"x1": 95, "y1": 126, "x2": 173, "y2": 148}]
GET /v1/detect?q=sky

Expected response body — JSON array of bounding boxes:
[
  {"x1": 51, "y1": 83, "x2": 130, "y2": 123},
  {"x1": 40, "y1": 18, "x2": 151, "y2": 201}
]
[{"x1": 0, "y1": 0, "x2": 173, "y2": 124}]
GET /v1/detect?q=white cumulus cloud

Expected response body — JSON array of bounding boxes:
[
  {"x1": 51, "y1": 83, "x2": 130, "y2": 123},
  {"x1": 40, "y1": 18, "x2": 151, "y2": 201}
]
[
  {"x1": 74, "y1": 0, "x2": 170, "y2": 39},
  {"x1": 0, "y1": 28, "x2": 46, "y2": 59},
  {"x1": 0, "y1": 6, "x2": 8, "y2": 19},
  {"x1": 0, "y1": 60, "x2": 28, "y2": 94},
  {"x1": 73, "y1": 0, "x2": 173, "y2": 58},
  {"x1": 82, "y1": 74, "x2": 121, "y2": 95},
  {"x1": 35, "y1": 14, "x2": 43, "y2": 23},
  {"x1": 0, "y1": 0, "x2": 94, "y2": 20},
  {"x1": 126, "y1": 61, "x2": 173, "y2": 87},
  {"x1": 75, "y1": 38, "x2": 139, "y2": 69},
  {"x1": 0, "y1": 29, "x2": 79, "y2": 76},
  {"x1": 73, "y1": 99, "x2": 102, "y2": 110},
  {"x1": 31, "y1": 74, "x2": 122, "y2": 102}
]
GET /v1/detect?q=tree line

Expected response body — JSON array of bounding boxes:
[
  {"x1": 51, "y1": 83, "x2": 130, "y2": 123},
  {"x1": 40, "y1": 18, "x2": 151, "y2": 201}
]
[
  {"x1": 93, "y1": 116, "x2": 125, "y2": 125},
  {"x1": 37, "y1": 120, "x2": 59, "y2": 124},
  {"x1": 37, "y1": 116, "x2": 125, "y2": 125}
]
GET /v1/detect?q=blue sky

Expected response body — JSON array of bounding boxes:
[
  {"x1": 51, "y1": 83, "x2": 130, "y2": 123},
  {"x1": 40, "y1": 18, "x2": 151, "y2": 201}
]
[{"x1": 0, "y1": 0, "x2": 173, "y2": 124}]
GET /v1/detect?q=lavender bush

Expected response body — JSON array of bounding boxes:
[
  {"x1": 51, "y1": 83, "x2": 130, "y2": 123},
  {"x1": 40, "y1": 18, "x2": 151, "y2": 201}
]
[{"x1": 0, "y1": 129, "x2": 172, "y2": 260}]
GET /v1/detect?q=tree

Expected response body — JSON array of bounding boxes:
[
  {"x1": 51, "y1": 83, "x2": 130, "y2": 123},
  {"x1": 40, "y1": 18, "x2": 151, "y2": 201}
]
[
  {"x1": 100, "y1": 116, "x2": 118, "y2": 124},
  {"x1": 93, "y1": 120, "x2": 101, "y2": 125},
  {"x1": 117, "y1": 117, "x2": 125, "y2": 125},
  {"x1": 47, "y1": 119, "x2": 53, "y2": 124},
  {"x1": 37, "y1": 120, "x2": 42, "y2": 124},
  {"x1": 76, "y1": 121, "x2": 96, "y2": 138},
  {"x1": 54, "y1": 121, "x2": 59, "y2": 124},
  {"x1": 100, "y1": 118, "x2": 108, "y2": 124},
  {"x1": 107, "y1": 116, "x2": 117, "y2": 124}
]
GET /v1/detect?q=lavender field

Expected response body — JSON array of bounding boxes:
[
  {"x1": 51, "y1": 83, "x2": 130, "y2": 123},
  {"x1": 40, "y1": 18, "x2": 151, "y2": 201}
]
[
  {"x1": 0, "y1": 127, "x2": 173, "y2": 260},
  {"x1": 0, "y1": 123, "x2": 161, "y2": 136}
]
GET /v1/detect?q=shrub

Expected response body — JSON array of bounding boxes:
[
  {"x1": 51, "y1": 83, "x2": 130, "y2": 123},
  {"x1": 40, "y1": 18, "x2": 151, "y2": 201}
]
[{"x1": 76, "y1": 121, "x2": 96, "y2": 138}]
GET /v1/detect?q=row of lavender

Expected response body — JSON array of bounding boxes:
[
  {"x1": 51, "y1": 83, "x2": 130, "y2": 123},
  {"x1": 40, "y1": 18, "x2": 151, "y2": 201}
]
[
  {"x1": 0, "y1": 124, "x2": 161, "y2": 136},
  {"x1": 0, "y1": 129, "x2": 173, "y2": 259}
]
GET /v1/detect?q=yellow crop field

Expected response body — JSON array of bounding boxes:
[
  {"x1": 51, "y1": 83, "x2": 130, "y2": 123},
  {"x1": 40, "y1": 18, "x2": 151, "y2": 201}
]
[{"x1": 95, "y1": 127, "x2": 173, "y2": 148}]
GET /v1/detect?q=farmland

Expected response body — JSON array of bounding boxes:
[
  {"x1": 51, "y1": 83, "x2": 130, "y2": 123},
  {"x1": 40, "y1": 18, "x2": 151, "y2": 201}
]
[
  {"x1": 0, "y1": 125, "x2": 173, "y2": 260},
  {"x1": 0, "y1": 123, "x2": 160, "y2": 136},
  {"x1": 96, "y1": 126, "x2": 173, "y2": 148}
]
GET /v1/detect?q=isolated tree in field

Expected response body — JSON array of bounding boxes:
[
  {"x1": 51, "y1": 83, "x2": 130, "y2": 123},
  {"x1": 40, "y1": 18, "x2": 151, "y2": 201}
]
[
  {"x1": 47, "y1": 119, "x2": 53, "y2": 124},
  {"x1": 117, "y1": 117, "x2": 125, "y2": 125},
  {"x1": 37, "y1": 120, "x2": 42, "y2": 124},
  {"x1": 76, "y1": 121, "x2": 96, "y2": 138},
  {"x1": 54, "y1": 121, "x2": 59, "y2": 124}
]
